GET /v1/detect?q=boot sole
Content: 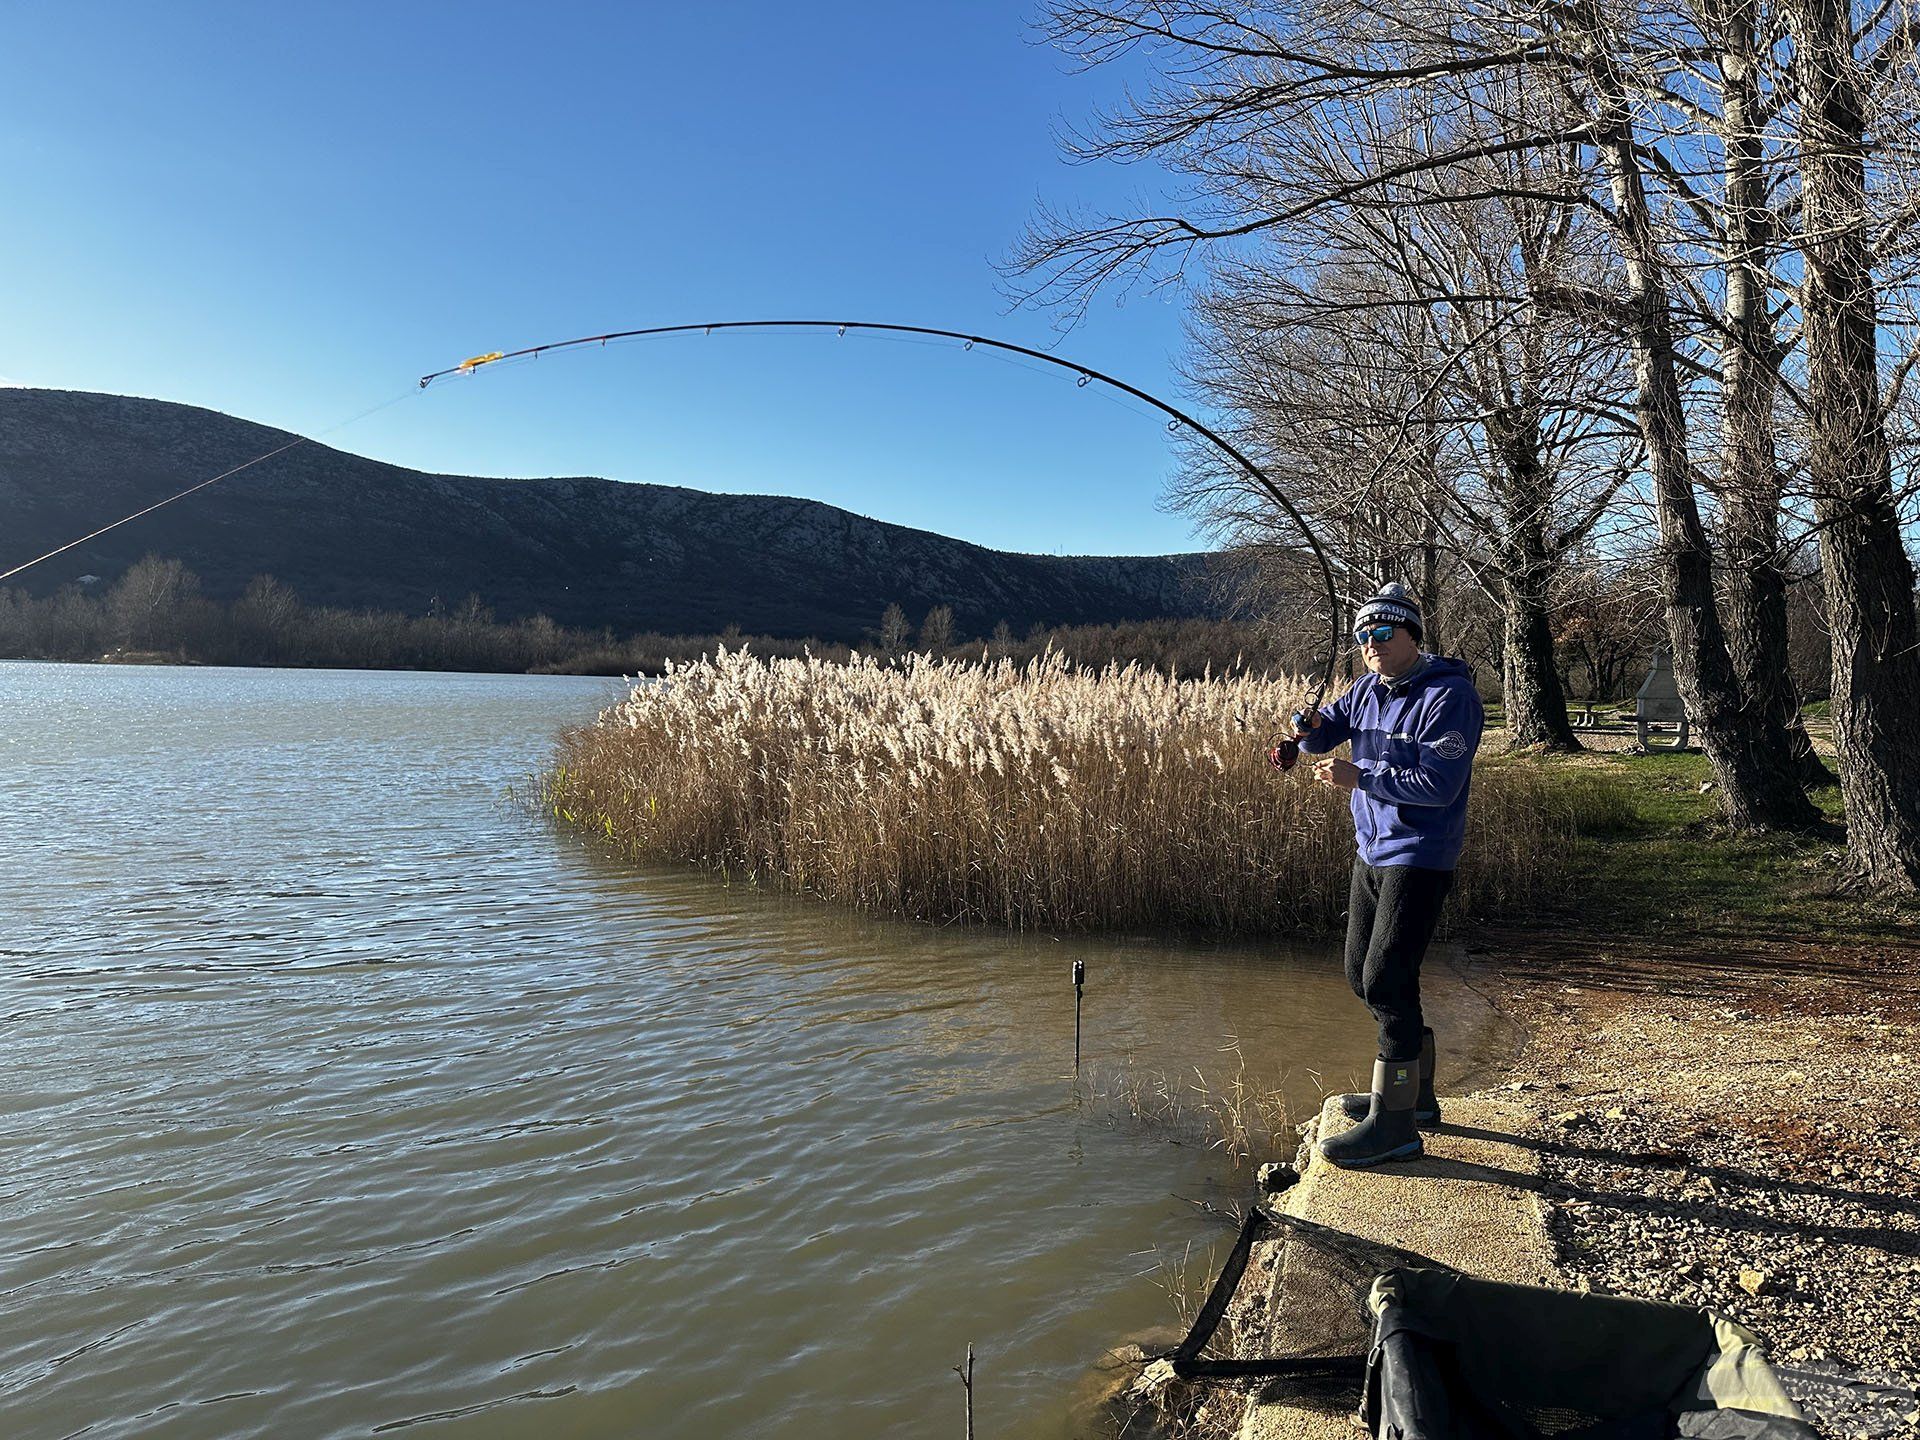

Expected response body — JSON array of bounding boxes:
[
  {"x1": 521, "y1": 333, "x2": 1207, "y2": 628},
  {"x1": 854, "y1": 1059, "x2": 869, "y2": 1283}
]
[{"x1": 1319, "y1": 1138, "x2": 1424, "y2": 1169}]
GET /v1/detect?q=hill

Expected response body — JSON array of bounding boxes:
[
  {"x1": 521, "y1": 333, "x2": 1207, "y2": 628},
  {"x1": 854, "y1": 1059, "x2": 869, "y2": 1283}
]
[{"x1": 0, "y1": 388, "x2": 1218, "y2": 641}]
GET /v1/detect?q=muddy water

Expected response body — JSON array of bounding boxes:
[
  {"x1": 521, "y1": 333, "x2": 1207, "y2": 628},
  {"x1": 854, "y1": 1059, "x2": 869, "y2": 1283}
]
[{"x1": 0, "y1": 662, "x2": 1499, "y2": 1439}]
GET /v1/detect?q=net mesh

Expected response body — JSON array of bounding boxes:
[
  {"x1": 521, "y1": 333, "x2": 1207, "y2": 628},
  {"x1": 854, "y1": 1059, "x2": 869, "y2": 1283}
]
[
  {"x1": 1251, "y1": 1210, "x2": 1441, "y2": 1363},
  {"x1": 1187, "y1": 1212, "x2": 1646, "y2": 1437},
  {"x1": 1183, "y1": 1206, "x2": 1819, "y2": 1440},
  {"x1": 1171, "y1": 1205, "x2": 1449, "y2": 1403}
]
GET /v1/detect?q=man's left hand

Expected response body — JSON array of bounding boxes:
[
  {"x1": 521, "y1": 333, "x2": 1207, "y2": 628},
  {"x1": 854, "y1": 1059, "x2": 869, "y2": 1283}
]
[{"x1": 1311, "y1": 757, "x2": 1362, "y2": 792}]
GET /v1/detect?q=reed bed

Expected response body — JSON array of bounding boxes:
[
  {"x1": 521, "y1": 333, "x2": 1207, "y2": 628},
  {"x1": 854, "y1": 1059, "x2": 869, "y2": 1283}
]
[{"x1": 544, "y1": 647, "x2": 1614, "y2": 934}]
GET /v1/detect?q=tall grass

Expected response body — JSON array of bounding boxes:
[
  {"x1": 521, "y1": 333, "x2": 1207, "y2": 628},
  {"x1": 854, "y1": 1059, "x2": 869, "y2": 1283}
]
[
  {"x1": 1091, "y1": 1041, "x2": 1297, "y2": 1170},
  {"x1": 544, "y1": 647, "x2": 1614, "y2": 933}
]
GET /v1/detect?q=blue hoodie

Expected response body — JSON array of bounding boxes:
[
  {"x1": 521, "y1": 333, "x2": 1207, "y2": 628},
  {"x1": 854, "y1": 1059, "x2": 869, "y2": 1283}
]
[{"x1": 1297, "y1": 655, "x2": 1484, "y2": 870}]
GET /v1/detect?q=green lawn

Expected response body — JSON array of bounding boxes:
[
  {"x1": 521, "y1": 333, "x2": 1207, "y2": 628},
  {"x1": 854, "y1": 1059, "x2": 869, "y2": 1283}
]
[{"x1": 1520, "y1": 749, "x2": 1909, "y2": 949}]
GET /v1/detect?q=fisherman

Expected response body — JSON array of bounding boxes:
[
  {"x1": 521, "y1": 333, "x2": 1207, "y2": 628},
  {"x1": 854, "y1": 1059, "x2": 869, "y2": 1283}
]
[{"x1": 1285, "y1": 583, "x2": 1484, "y2": 1168}]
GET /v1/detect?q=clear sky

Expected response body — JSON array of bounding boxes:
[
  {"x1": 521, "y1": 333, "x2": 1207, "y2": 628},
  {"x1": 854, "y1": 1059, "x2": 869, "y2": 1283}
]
[{"x1": 0, "y1": 3, "x2": 1210, "y2": 557}]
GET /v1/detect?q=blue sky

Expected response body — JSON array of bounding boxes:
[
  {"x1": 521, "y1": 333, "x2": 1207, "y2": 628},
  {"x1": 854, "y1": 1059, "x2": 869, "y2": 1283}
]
[{"x1": 0, "y1": 3, "x2": 1208, "y2": 556}]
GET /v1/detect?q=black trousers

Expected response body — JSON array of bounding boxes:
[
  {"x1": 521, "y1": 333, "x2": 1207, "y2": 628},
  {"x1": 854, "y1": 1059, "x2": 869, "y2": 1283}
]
[{"x1": 1344, "y1": 859, "x2": 1455, "y2": 1061}]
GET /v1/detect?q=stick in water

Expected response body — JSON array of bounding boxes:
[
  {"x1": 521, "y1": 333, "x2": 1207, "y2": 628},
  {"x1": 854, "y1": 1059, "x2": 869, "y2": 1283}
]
[
  {"x1": 1072, "y1": 959, "x2": 1086, "y2": 1073},
  {"x1": 953, "y1": 1343, "x2": 974, "y2": 1440}
]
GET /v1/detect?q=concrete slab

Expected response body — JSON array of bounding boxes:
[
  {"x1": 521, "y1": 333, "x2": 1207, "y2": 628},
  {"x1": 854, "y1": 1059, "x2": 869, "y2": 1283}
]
[{"x1": 1235, "y1": 1095, "x2": 1556, "y2": 1440}]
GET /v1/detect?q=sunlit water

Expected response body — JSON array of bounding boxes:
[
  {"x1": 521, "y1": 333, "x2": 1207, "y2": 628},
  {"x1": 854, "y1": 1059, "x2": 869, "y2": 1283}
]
[{"x1": 0, "y1": 662, "x2": 1502, "y2": 1439}]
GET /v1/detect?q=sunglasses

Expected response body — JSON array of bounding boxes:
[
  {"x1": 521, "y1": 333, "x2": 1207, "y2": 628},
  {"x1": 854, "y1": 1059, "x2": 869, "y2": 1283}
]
[{"x1": 1354, "y1": 624, "x2": 1399, "y2": 646}]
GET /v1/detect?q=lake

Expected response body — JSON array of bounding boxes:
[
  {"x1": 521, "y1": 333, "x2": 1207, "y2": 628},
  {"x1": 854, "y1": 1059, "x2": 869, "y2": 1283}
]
[{"x1": 0, "y1": 662, "x2": 1500, "y2": 1438}]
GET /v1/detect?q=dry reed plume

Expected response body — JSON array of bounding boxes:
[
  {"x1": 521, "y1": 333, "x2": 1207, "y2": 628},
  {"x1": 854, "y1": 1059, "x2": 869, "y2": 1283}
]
[{"x1": 543, "y1": 647, "x2": 1611, "y2": 933}]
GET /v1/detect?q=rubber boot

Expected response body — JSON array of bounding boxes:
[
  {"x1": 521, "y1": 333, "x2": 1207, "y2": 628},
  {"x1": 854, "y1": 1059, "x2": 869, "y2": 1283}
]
[
  {"x1": 1319, "y1": 1057, "x2": 1424, "y2": 1168},
  {"x1": 1339, "y1": 1028, "x2": 1441, "y2": 1126}
]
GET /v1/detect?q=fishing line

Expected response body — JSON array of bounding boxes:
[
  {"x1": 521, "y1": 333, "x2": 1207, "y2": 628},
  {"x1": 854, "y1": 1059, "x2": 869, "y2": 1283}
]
[
  {"x1": 0, "y1": 387, "x2": 421, "y2": 586},
  {"x1": 1, "y1": 322, "x2": 1346, "y2": 730},
  {"x1": 973, "y1": 344, "x2": 1168, "y2": 429},
  {"x1": 849, "y1": 330, "x2": 1169, "y2": 435},
  {"x1": 420, "y1": 319, "x2": 1347, "y2": 714}
]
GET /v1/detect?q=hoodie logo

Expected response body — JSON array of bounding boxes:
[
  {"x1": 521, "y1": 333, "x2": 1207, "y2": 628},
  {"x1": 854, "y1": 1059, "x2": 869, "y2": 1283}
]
[{"x1": 1431, "y1": 730, "x2": 1468, "y2": 760}]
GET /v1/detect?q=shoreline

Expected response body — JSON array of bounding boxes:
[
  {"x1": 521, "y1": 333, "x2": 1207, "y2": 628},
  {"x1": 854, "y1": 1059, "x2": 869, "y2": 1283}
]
[
  {"x1": 1145, "y1": 939, "x2": 1920, "y2": 1440},
  {"x1": 1480, "y1": 942, "x2": 1920, "y2": 1380}
]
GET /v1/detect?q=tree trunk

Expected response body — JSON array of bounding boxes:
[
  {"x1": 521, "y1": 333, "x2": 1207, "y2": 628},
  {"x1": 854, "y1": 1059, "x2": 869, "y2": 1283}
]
[
  {"x1": 1488, "y1": 415, "x2": 1580, "y2": 749},
  {"x1": 1711, "y1": 0, "x2": 1834, "y2": 789},
  {"x1": 1414, "y1": 410, "x2": 1444, "y2": 655},
  {"x1": 1723, "y1": 503, "x2": 1834, "y2": 785},
  {"x1": 1502, "y1": 574, "x2": 1581, "y2": 748},
  {"x1": 1786, "y1": 0, "x2": 1920, "y2": 889},
  {"x1": 1420, "y1": 515, "x2": 1442, "y2": 655},
  {"x1": 1576, "y1": 20, "x2": 1819, "y2": 827}
]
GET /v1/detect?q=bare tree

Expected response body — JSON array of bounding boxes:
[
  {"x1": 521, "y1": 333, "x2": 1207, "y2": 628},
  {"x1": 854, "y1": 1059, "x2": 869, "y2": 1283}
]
[
  {"x1": 1015, "y1": 0, "x2": 1822, "y2": 826},
  {"x1": 1175, "y1": 265, "x2": 1438, "y2": 612},
  {"x1": 231, "y1": 574, "x2": 305, "y2": 666},
  {"x1": 107, "y1": 554, "x2": 201, "y2": 652},
  {"x1": 1180, "y1": 147, "x2": 1639, "y2": 751},
  {"x1": 1556, "y1": 557, "x2": 1668, "y2": 700},
  {"x1": 1774, "y1": 0, "x2": 1920, "y2": 887},
  {"x1": 1358, "y1": 110, "x2": 1638, "y2": 748},
  {"x1": 918, "y1": 604, "x2": 956, "y2": 652},
  {"x1": 1689, "y1": 0, "x2": 1835, "y2": 787},
  {"x1": 877, "y1": 602, "x2": 911, "y2": 655}
]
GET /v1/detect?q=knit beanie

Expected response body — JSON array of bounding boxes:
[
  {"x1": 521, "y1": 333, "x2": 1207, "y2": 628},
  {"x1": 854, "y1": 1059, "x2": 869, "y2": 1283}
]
[{"x1": 1355, "y1": 582, "x2": 1424, "y2": 642}]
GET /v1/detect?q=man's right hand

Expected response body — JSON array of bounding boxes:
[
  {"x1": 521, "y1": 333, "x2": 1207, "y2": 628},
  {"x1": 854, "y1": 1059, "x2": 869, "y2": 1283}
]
[{"x1": 1292, "y1": 709, "x2": 1321, "y2": 739}]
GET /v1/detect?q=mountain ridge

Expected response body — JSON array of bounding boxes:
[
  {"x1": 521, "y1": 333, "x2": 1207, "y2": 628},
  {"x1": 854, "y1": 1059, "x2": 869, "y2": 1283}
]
[{"x1": 0, "y1": 388, "x2": 1221, "y2": 640}]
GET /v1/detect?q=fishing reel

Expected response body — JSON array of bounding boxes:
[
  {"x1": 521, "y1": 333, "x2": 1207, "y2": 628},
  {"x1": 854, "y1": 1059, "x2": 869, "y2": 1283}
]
[{"x1": 1266, "y1": 712, "x2": 1310, "y2": 773}]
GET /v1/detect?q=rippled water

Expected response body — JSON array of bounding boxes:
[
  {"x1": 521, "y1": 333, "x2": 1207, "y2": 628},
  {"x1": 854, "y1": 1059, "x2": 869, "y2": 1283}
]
[{"x1": 0, "y1": 662, "x2": 1498, "y2": 1439}]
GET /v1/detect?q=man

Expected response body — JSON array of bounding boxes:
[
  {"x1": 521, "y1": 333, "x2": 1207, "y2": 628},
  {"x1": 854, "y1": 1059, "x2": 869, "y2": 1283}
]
[{"x1": 1288, "y1": 583, "x2": 1484, "y2": 1168}]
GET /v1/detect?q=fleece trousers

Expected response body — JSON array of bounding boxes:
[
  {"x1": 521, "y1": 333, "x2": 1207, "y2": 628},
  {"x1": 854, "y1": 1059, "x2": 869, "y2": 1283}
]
[{"x1": 1343, "y1": 859, "x2": 1455, "y2": 1061}]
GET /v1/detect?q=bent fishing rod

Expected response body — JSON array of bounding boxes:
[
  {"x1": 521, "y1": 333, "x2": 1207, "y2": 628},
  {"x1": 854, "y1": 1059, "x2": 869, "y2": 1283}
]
[
  {"x1": 419, "y1": 319, "x2": 1345, "y2": 742},
  {"x1": 4, "y1": 319, "x2": 1347, "y2": 746}
]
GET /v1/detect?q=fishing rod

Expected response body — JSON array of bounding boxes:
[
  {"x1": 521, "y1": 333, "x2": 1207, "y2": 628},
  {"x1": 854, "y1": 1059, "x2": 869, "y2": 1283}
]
[
  {"x1": 4, "y1": 320, "x2": 1347, "y2": 742},
  {"x1": 419, "y1": 320, "x2": 1346, "y2": 736}
]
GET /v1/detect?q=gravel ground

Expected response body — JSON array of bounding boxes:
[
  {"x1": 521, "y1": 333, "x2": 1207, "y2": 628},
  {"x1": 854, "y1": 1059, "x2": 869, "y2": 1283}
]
[{"x1": 1482, "y1": 953, "x2": 1920, "y2": 1435}]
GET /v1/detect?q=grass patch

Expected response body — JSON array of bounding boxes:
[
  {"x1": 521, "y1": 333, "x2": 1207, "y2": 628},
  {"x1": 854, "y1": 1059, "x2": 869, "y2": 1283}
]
[
  {"x1": 1519, "y1": 749, "x2": 1906, "y2": 947},
  {"x1": 1090, "y1": 1040, "x2": 1296, "y2": 1171}
]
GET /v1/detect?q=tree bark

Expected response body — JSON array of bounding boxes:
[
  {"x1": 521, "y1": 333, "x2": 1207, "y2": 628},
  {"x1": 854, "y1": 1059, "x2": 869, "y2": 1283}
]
[
  {"x1": 1574, "y1": 14, "x2": 1820, "y2": 826},
  {"x1": 1502, "y1": 572, "x2": 1581, "y2": 748},
  {"x1": 1420, "y1": 490, "x2": 1442, "y2": 656},
  {"x1": 1785, "y1": 0, "x2": 1920, "y2": 889},
  {"x1": 1722, "y1": 498, "x2": 1834, "y2": 785},
  {"x1": 1710, "y1": 0, "x2": 1835, "y2": 789},
  {"x1": 1488, "y1": 414, "x2": 1581, "y2": 749}
]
